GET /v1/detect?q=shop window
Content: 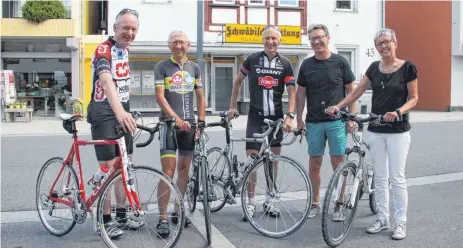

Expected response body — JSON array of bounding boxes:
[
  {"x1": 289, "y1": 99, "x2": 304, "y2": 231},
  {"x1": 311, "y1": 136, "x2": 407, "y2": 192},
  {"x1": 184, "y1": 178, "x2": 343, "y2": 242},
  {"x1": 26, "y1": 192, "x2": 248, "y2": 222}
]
[
  {"x1": 3, "y1": 58, "x2": 72, "y2": 117},
  {"x1": 278, "y1": 0, "x2": 299, "y2": 7}
]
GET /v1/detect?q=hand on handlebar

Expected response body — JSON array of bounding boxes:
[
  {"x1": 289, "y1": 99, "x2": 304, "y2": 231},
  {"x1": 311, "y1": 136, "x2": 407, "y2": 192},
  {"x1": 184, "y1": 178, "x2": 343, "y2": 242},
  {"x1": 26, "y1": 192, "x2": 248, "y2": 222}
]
[
  {"x1": 116, "y1": 111, "x2": 137, "y2": 133},
  {"x1": 227, "y1": 108, "x2": 239, "y2": 120},
  {"x1": 283, "y1": 116, "x2": 293, "y2": 132},
  {"x1": 176, "y1": 119, "x2": 191, "y2": 131},
  {"x1": 383, "y1": 111, "x2": 400, "y2": 122},
  {"x1": 326, "y1": 105, "x2": 340, "y2": 116}
]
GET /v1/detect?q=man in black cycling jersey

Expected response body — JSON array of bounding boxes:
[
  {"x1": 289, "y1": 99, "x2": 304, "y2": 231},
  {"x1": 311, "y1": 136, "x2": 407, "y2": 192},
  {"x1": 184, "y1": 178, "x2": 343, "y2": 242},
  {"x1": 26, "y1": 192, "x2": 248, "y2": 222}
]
[
  {"x1": 228, "y1": 25, "x2": 296, "y2": 220},
  {"x1": 86, "y1": 8, "x2": 144, "y2": 239},
  {"x1": 154, "y1": 30, "x2": 206, "y2": 237}
]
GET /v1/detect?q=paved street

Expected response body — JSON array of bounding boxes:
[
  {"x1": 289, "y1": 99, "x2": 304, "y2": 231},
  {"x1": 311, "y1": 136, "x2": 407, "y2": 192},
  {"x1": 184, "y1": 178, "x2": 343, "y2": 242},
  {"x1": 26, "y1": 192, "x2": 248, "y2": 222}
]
[{"x1": 1, "y1": 120, "x2": 463, "y2": 247}]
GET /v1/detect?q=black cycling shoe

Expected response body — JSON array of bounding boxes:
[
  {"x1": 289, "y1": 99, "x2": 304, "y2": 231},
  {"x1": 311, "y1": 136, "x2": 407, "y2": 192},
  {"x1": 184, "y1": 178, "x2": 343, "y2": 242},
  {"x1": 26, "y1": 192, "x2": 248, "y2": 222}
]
[
  {"x1": 156, "y1": 219, "x2": 170, "y2": 238},
  {"x1": 171, "y1": 212, "x2": 191, "y2": 227}
]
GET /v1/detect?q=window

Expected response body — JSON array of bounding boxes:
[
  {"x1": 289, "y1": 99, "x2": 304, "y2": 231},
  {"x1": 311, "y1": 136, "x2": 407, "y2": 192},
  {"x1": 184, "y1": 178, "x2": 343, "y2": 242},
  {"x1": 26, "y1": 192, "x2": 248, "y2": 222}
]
[
  {"x1": 248, "y1": 0, "x2": 265, "y2": 6},
  {"x1": 335, "y1": 0, "x2": 357, "y2": 11},
  {"x1": 278, "y1": 0, "x2": 299, "y2": 7},
  {"x1": 141, "y1": 0, "x2": 172, "y2": 4},
  {"x1": 338, "y1": 51, "x2": 352, "y2": 67},
  {"x1": 213, "y1": 0, "x2": 235, "y2": 4}
]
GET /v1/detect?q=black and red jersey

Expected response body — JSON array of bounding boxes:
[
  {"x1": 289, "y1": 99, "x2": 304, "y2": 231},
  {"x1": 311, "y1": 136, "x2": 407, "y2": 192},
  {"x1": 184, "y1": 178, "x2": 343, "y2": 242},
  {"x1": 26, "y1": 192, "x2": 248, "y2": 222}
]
[
  {"x1": 87, "y1": 37, "x2": 131, "y2": 124},
  {"x1": 240, "y1": 51, "x2": 295, "y2": 117}
]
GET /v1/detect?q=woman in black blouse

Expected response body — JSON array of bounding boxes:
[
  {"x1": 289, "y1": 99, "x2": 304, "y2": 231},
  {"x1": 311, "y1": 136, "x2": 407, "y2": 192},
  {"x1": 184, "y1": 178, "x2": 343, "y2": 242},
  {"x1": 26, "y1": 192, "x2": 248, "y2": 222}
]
[{"x1": 326, "y1": 28, "x2": 418, "y2": 240}]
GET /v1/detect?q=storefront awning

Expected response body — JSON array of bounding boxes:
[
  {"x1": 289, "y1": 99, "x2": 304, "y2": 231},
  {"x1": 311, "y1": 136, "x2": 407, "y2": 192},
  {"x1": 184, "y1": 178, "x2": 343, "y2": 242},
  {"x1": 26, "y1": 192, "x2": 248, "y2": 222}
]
[{"x1": 128, "y1": 41, "x2": 313, "y2": 56}]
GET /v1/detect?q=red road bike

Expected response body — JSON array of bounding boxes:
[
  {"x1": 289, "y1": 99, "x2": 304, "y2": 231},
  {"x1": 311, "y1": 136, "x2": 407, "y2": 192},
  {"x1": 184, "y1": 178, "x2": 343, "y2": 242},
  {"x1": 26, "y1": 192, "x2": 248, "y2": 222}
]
[{"x1": 36, "y1": 112, "x2": 185, "y2": 248}]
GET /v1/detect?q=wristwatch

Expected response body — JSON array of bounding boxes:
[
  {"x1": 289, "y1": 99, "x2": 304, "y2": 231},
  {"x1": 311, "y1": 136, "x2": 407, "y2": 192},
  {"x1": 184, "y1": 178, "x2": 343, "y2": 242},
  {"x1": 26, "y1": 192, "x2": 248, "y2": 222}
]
[{"x1": 287, "y1": 112, "x2": 296, "y2": 119}]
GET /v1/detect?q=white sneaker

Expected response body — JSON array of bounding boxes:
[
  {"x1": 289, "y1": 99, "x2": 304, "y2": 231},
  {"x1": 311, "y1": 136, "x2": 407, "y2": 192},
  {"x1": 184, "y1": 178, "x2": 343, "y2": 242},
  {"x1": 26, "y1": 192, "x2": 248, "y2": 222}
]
[
  {"x1": 308, "y1": 204, "x2": 321, "y2": 219},
  {"x1": 392, "y1": 223, "x2": 407, "y2": 240},
  {"x1": 115, "y1": 215, "x2": 145, "y2": 230},
  {"x1": 332, "y1": 202, "x2": 345, "y2": 222},
  {"x1": 242, "y1": 204, "x2": 256, "y2": 221},
  {"x1": 263, "y1": 200, "x2": 281, "y2": 218},
  {"x1": 366, "y1": 220, "x2": 390, "y2": 234}
]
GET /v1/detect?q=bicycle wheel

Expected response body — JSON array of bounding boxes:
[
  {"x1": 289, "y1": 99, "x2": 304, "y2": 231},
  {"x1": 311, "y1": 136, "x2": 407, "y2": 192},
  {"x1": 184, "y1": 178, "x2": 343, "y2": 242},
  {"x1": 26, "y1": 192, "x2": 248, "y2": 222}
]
[
  {"x1": 207, "y1": 147, "x2": 231, "y2": 213},
  {"x1": 241, "y1": 155, "x2": 312, "y2": 238},
  {"x1": 201, "y1": 155, "x2": 212, "y2": 245},
  {"x1": 36, "y1": 157, "x2": 78, "y2": 236},
  {"x1": 186, "y1": 162, "x2": 198, "y2": 213},
  {"x1": 97, "y1": 165, "x2": 184, "y2": 248},
  {"x1": 369, "y1": 174, "x2": 378, "y2": 214},
  {"x1": 321, "y1": 161, "x2": 362, "y2": 247}
]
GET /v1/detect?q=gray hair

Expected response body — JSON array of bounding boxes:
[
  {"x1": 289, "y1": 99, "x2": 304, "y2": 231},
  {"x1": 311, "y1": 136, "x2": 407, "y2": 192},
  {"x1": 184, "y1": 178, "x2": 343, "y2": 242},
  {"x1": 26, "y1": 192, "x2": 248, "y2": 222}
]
[
  {"x1": 114, "y1": 9, "x2": 139, "y2": 25},
  {"x1": 308, "y1": 24, "x2": 330, "y2": 36},
  {"x1": 374, "y1": 28, "x2": 397, "y2": 43},
  {"x1": 168, "y1": 30, "x2": 190, "y2": 43}
]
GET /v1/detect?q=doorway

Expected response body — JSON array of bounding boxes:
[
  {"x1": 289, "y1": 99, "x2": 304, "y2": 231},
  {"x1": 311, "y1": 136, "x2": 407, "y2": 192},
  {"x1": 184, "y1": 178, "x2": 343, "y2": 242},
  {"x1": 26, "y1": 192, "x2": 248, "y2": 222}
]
[{"x1": 212, "y1": 63, "x2": 235, "y2": 112}]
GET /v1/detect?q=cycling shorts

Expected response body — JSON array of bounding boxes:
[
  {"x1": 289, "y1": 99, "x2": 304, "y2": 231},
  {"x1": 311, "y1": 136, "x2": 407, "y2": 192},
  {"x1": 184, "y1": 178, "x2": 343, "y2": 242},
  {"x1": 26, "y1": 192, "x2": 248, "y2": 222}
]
[
  {"x1": 246, "y1": 115, "x2": 283, "y2": 151},
  {"x1": 91, "y1": 118, "x2": 133, "y2": 161},
  {"x1": 159, "y1": 120, "x2": 196, "y2": 158}
]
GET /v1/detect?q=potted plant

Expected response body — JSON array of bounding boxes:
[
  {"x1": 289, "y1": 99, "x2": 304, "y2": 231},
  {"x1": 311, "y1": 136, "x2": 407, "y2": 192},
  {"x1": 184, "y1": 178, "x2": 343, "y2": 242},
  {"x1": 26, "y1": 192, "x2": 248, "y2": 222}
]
[{"x1": 21, "y1": 0, "x2": 67, "y2": 23}]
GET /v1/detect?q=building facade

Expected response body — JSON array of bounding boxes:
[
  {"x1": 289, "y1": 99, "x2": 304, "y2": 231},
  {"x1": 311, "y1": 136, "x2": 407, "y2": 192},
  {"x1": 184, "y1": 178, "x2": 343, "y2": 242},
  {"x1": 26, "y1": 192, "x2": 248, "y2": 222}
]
[
  {"x1": 1, "y1": 0, "x2": 80, "y2": 118},
  {"x1": 385, "y1": 0, "x2": 463, "y2": 111},
  {"x1": 106, "y1": 0, "x2": 383, "y2": 114}
]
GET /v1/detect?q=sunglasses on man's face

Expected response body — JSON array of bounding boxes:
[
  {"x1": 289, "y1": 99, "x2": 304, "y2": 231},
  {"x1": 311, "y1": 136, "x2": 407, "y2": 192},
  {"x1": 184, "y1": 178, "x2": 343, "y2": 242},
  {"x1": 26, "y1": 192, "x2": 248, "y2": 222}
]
[
  {"x1": 264, "y1": 25, "x2": 280, "y2": 31},
  {"x1": 117, "y1": 8, "x2": 139, "y2": 19}
]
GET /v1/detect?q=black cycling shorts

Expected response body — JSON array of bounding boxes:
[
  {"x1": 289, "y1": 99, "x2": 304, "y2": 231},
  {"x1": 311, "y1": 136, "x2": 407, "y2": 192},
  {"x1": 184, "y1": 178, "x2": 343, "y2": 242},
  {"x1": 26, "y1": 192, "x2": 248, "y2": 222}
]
[
  {"x1": 246, "y1": 115, "x2": 283, "y2": 151},
  {"x1": 91, "y1": 118, "x2": 133, "y2": 162},
  {"x1": 159, "y1": 120, "x2": 196, "y2": 158}
]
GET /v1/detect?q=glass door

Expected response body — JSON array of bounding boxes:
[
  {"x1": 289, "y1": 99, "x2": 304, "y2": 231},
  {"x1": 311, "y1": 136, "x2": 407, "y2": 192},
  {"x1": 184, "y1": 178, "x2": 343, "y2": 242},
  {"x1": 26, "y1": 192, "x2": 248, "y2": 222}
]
[{"x1": 212, "y1": 63, "x2": 235, "y2": 112}]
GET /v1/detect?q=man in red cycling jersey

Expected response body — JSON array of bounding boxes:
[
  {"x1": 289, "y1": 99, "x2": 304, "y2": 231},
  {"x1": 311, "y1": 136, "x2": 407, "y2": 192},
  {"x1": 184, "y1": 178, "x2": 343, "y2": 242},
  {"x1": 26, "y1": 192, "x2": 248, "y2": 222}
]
[{"x1": 86, "y1": 8, "x2": 144, "y2": 239}]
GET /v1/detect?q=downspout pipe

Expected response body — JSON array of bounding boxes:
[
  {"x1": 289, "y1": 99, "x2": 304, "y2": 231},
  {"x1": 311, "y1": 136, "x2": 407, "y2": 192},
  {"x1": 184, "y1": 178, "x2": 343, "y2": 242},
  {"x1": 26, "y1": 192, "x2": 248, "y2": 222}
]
[
  {"x1": 382, "y1": 0, "x2": 385, "y2": 28},
  {"x1": 80, "y1": 0, "x2": 84, "y2": 102}
]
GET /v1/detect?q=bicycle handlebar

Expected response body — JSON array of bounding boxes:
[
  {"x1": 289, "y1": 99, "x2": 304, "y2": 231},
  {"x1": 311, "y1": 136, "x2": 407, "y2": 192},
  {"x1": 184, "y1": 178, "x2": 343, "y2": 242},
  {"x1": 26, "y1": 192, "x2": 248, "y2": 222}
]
[
  {"x1": 320, "y1": 101, "x2": 400, "y2": 127},
  {"x1": 252, "y1": 118, "x2": 306, "y2": 145}
]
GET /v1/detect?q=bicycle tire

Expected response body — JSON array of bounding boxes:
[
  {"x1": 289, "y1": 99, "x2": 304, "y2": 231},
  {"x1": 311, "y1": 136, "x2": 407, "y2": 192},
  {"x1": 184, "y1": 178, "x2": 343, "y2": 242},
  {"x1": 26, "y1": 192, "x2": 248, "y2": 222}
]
[
  {"x1": 369, "y1": 174, "x2": 378, "y2": 214},
  {"x1": 201, "y1": 155, "x2": 212, "y2": 245},
  {"x1": 186, "y1": 164, "x2": 198, "y2": 213},
  {"x1": 241, "y1": 155, "x2": 312, "y2": 238},
  {"x1": 321, "y1": 161, "x2": 362, "y2": 247},
  {"x1": 97, "y1": 165, "x2": 184, "y2": 248},
  {"x1": 36, "y1": 157, "x2": 78, "y2": 236},
  {"x1": 207, "y1": 147, "x2": 231, "y2": 213}
]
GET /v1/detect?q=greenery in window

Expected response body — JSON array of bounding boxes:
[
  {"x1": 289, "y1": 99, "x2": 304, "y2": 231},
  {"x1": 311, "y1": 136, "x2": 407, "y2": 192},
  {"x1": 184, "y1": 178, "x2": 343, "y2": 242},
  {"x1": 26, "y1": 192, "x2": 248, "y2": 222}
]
[{"x1": 22, "y1": 0, "x2": 67, "y2": 23}]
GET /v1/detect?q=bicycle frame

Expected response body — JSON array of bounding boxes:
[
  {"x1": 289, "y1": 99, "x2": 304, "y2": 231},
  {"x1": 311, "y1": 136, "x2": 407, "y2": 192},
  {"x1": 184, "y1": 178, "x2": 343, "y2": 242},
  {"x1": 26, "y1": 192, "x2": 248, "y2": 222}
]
[
  {"x1": 343, "y1": 120, "x2": 374, "y2": 206},
  {"x1": 47, "y1": 131, "x2": 143, "y2": 218}
]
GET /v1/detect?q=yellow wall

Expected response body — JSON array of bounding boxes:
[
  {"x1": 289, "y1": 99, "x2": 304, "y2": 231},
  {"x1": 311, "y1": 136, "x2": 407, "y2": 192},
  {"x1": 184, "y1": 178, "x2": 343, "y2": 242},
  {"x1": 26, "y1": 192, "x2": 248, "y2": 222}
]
[{"x1": 80, "y1": 43, "x2": 100, "y2": 114}]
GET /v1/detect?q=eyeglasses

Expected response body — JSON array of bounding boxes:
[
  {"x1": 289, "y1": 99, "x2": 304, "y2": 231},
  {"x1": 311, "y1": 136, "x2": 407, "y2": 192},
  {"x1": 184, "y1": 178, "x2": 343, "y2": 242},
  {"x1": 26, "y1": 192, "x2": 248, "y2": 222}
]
[
  {"x1": 264, "y1": 25, "x2": 280, "y2": 31},
  {"x1": 309, "y1": 35, "x2": 326, "y2": 42},
  {"x1": 116, "y1": 8, "x2": 139, "y2": 19},
  {"x1": 169, "y1": 40, "x2": 189, "y2": 46},
  {"x1": 375, "y1": 40, "x2": 393, "y2": 47}
]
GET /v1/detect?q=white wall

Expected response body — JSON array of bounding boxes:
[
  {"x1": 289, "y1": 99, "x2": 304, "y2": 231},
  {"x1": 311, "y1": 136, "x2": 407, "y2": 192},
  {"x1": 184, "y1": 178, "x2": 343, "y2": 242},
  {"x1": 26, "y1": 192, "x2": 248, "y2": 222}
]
[
  {"x1": 451, "y1": 56, "x2": 463, "y2": 108},
  {"x1": 307, "y1": 0, "x2": 382, "y2": 81},
  {"x1": 108, "y1": 0, "x2": 198, "y2": 42}
]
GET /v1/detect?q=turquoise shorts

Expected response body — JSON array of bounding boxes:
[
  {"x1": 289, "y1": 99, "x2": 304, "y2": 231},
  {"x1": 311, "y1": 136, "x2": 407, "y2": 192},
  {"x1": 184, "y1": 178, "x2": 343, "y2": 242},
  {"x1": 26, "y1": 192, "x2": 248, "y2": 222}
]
[{"x1": 306, "y1": 120, "x2": 347, "y2": 156}]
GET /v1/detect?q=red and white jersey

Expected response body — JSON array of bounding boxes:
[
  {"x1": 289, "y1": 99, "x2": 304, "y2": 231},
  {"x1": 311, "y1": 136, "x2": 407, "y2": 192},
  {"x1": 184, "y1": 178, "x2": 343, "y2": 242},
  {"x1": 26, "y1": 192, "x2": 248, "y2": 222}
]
[{"x1": 87, "y1": 37, "x2": 131, "y2": 123}]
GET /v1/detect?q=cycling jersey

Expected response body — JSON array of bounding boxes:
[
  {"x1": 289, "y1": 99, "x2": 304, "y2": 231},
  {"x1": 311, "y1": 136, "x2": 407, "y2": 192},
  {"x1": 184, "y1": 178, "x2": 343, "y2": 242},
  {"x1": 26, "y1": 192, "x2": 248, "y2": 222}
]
[
  {"x1": 154, "y1": 57, "x2": 202, "y2": 120},
  {"x1": 87, "y1": 37, "x2": 131, "y2": 124},
  {"x1": 240, "y1": 51, "x2": 295, "y2": 117}
]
